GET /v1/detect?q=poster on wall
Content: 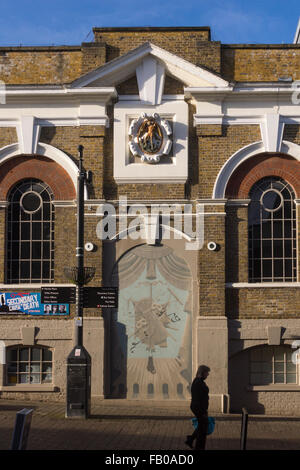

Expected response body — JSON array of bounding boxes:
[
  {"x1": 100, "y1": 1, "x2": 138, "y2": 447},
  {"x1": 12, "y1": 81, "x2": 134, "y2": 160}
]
[{"x1": 0, "y1": 292, "x2": 69, "y2": 315}]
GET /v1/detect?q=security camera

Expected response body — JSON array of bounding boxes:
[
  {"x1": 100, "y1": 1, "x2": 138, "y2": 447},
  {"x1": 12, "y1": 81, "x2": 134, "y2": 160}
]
[
  {"x1": 207, "y1": 241, "x2": 217, "y2": 251},
  {"x1": 85, "y1": 242, "x2": 95, "y2": 252}
]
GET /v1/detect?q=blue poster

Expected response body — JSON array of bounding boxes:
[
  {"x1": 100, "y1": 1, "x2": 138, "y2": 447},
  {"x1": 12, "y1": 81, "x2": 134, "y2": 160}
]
[{"x1": 0, "y1": 292, "x2": 69, "y2": 315}]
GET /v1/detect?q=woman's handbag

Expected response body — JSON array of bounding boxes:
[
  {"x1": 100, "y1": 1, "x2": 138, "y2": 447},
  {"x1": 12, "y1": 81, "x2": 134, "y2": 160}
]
[{"x1": 191, "y1": 416, "x2": 215, "y2": 435}]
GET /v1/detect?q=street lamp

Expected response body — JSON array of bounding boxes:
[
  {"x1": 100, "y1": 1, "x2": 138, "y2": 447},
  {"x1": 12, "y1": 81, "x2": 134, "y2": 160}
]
[{"x1": 65, "y1": 145, "x2": 94, "y2": 419}]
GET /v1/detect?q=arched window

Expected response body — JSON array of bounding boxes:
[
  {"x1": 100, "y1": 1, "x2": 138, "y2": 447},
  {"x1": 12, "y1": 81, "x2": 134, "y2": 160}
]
[
  {"x1": 248, "y1": 177, "x2": 296, "y2": 282},
  {"x1": 6, "y1": 345, "x2": 53, "y2": 384},
  {"x1": 6, "y1": 179, "x2": 54, "y2": 283}
]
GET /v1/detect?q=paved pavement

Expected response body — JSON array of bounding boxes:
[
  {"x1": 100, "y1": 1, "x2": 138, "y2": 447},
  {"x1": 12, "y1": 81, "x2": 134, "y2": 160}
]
[{"x1": 1, "y1": 398, "x2": 300, "y2": 454}]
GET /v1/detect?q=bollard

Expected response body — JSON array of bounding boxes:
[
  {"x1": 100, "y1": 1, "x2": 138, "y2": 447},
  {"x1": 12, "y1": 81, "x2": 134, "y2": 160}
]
[
  {"x1": 10, "y1": 408, "x2": 34, "y2": 450},
  {"x1": 240, "y1": 407, "x2": 248, "y2": 450}
]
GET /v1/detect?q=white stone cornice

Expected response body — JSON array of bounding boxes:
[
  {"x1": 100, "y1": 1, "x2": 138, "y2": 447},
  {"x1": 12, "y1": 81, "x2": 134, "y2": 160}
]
[{"x1": 3, "y1": 86, "x2": 117, "y2": 101}]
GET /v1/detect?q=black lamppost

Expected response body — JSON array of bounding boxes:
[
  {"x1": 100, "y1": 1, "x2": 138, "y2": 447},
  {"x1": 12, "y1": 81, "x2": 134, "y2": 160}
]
[{"x1": 64, "y1": 145, "x2": 95, "y2": 419}]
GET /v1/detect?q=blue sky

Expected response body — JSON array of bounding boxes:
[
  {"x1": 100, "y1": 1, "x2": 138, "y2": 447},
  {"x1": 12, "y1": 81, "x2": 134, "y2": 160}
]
[{"x1": 0, "y1": 0, "x2": 299, "y2": 46}]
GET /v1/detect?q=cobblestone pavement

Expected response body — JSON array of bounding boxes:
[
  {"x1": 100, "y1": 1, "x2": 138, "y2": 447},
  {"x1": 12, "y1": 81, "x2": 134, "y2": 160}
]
[{"x1": 0, "y1": 398, "x2": 300, "y2": 452}]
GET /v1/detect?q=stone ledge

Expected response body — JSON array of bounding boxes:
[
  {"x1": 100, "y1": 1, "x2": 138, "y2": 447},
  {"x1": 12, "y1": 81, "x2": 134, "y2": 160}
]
[{"x1": 0, "y1": 385, "x2": 59, "y2": 392}]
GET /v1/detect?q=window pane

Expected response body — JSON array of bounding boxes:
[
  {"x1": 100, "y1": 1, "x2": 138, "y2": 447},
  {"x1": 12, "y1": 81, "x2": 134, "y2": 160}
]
[
  {"x1": 262, "y1": 240, "x2": 272, "y2": 258},
  {"x1": 20, "y1": 374, "x2": 30, "y2": 384},
  {"x1": 286, "y1": 350, "x2": 293, "y2": 362},
  {"x1": 42, "y1": 349, "x2": 52, "y2": 361},
  {"x1": 32, "y1": 348, "x2": 41, "y2": 361},
  {"x1": 262, "y1": 222, "x2": 271, "y2": 238},
  {"x1": 284, "y1": 221, "x2": 292, "y2": 238},
  {"x1": 260, "y1": 373, "x2": 272, "y2": 385},
  {"x1": 251, "y1": 362, "x2": 261, "y2": 372},
  {"x1": 42, "y1": 373, "x2": 52, "y2": 383},
  {"x1": 284, "y1": 240, "x2": 292, "y2": 257},
  {"x1": 20, "y1": 262, "x2": 30, "y2": 279},
  {"x1": 32, "y1": 242, "x2": 41, "y2": 259},
  {"x1": 30, "y1": 374, "x2": 41, "y2": 384},
  {"x1": 7, "y1": 374, "x2": 18, "y2": 384},
  {"x1": 12, "y1": 242, "x2": 20, "y2": 259},
  {"x1": 286, "y1": 362, "x2": 296, "y2": 373},
  {"x1": 273, "y1": 221, "x2": 283, "y2": 238},
  {"x1": 42, "y1": 262, "x2": 50, "y2": 279},
  {"x1": 32, "y1": 262, "x2": 41, "y2": 279},
  {"x1": 274, "y1": 349, "x2": 284, "y2": 361},
  {"x1": 21, "y1": 223, "x2": 30, "y2": 240},
  {"x1": 32, "y1": 223, "x2": 41, "y2": 240},
  {"x1": 43, "y1": 223, "x2": 51, "y2": 240},
  {"x1": 250, "y1": 373, "x2": 262, "y2": 385},
  {"x1": 21, "y1": 242, "x2": 30, "y2": 259},
  {"x1": 274, "y1": 260, "x2": 283, "y2": 278},
  {"x1": 273, "y1": 240, "x2": 283, "y2": 258},
  {"x1": 250, "y1": 349, "x2": 262, "y2": 361},
  {"x1": 274, "y1": 373, "x2": 284, "y2": 383},
  {"x1": 286, "y1": 374, "x2": 297, "y2": 384},
  {"x1": 274, "y1": 362, "x2": 284, "y2": 373},
  {"x1": 263, "y1": 260, "x2": 272, "y2": 277},
  {"x1": 7, "y1": 349, "x2": 18, "y2": 362},
  {"x1": 42, "y1": 243, "x2": 50, "y2": 259},
  {"x1": 261, "y1": 348, "x2": 273, "y2": 361},
  {"x1": 261, "y1": 362, "x2": 272, "y2": 373},
  {"x1": 19, "y1": 363, "x2": 30, "y2": 373},
  {"x1": 7, "y1": 363, "x2": 17, "y2": 374},
  {"x1": 19, "y1": 348, "x2": 29, "y2": 362},
  {"x1": 285, "y1": 260, "x2": 292, "y2": 277}
]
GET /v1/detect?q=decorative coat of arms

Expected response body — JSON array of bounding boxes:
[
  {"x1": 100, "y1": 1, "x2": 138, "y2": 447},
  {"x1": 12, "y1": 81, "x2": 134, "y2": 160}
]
[{"x1": 128, "y1": 113, "x2": 172, "y2": 163}]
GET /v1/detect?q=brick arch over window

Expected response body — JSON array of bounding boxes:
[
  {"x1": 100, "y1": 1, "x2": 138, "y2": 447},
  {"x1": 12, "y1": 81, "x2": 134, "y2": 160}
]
[
  {"x1": 0, "y1": 155, "x2": 76, "y2": 200},
  {"x1": 225, "y1": 154, "x2": 300, "y2": 199}
]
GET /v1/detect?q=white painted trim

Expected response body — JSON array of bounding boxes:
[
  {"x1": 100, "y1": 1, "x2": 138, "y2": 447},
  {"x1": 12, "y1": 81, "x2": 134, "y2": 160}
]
[
  {"x1": 226, "y1": 282, "x2": 300, "y2": 288},
  {"x1": 294, "y1": 17, "x2": 300, "y2": 44},
  {"x1": 213, "y1": 140, "x2": 300, "y2": 199},
  {"x1": 247, "y1": 385, "x2": 300, "y2": 391},
  {"x1": 0, "y1": 341, "x2": 5, "y2": 365},
  {"x1": 3, "y1": 86, "x2": 117, "y2": 99},
  {"x1": 213, "y1": 141, "x2": 264, "y2": 199},
  {"x1": 194, "y1": 115, "x2": 300, "y2": 126},
  {"x1": 118, "y1": 94, "x2": 185, "y2": 101},
  {"x1": 0, "y1": 283, "x2": 75, "y2": 288},
  {"x1": 0, "y1": 142, "x2": 83, "y2": 198}
]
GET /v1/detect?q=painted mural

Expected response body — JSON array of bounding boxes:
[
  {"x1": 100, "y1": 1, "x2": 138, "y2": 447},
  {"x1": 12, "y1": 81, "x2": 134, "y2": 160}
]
[{"x1": 110, "y1": 244, "x2": 192, "y2": 399}]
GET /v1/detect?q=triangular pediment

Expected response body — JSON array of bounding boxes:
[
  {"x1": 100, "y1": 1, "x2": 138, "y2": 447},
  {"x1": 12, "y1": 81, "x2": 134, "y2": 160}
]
[{"x1": 71, "y1": 42, "x2": 230, "y2": 96}]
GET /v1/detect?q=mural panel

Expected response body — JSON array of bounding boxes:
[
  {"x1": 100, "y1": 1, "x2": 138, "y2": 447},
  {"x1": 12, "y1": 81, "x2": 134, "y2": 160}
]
[{"x1": 110, "y1": 244, "x2": 192, "y2": 399}]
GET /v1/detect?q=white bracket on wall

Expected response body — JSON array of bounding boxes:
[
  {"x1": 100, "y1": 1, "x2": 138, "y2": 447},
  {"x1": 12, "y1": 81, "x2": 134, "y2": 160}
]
[
  {"x1": 16, "y1": 115, "x2": 41, "y2": 155},
  {"x1": 136, "y1": 56, "x2": 165, "y2": 106},
  {"x1": 260, "y1": 113, "x2": 285, "y2": 152}
]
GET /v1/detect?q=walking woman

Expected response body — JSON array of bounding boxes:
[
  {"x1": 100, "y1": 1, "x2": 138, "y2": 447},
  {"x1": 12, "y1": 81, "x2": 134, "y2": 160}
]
[{"x1": 186, "y1": 365, "x2": 210, "y2": 450}]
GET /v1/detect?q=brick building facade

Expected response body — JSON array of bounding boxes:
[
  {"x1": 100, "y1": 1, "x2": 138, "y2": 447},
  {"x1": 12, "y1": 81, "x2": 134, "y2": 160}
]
[{"x1": 0, "y1": 26, "x2": 300, "y2": 414}]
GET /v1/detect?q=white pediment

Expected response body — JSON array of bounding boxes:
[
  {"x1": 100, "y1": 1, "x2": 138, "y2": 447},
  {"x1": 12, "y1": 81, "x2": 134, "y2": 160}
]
[{"x1": 71, "y1": 42, "x2": 230, "y2": 105}]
